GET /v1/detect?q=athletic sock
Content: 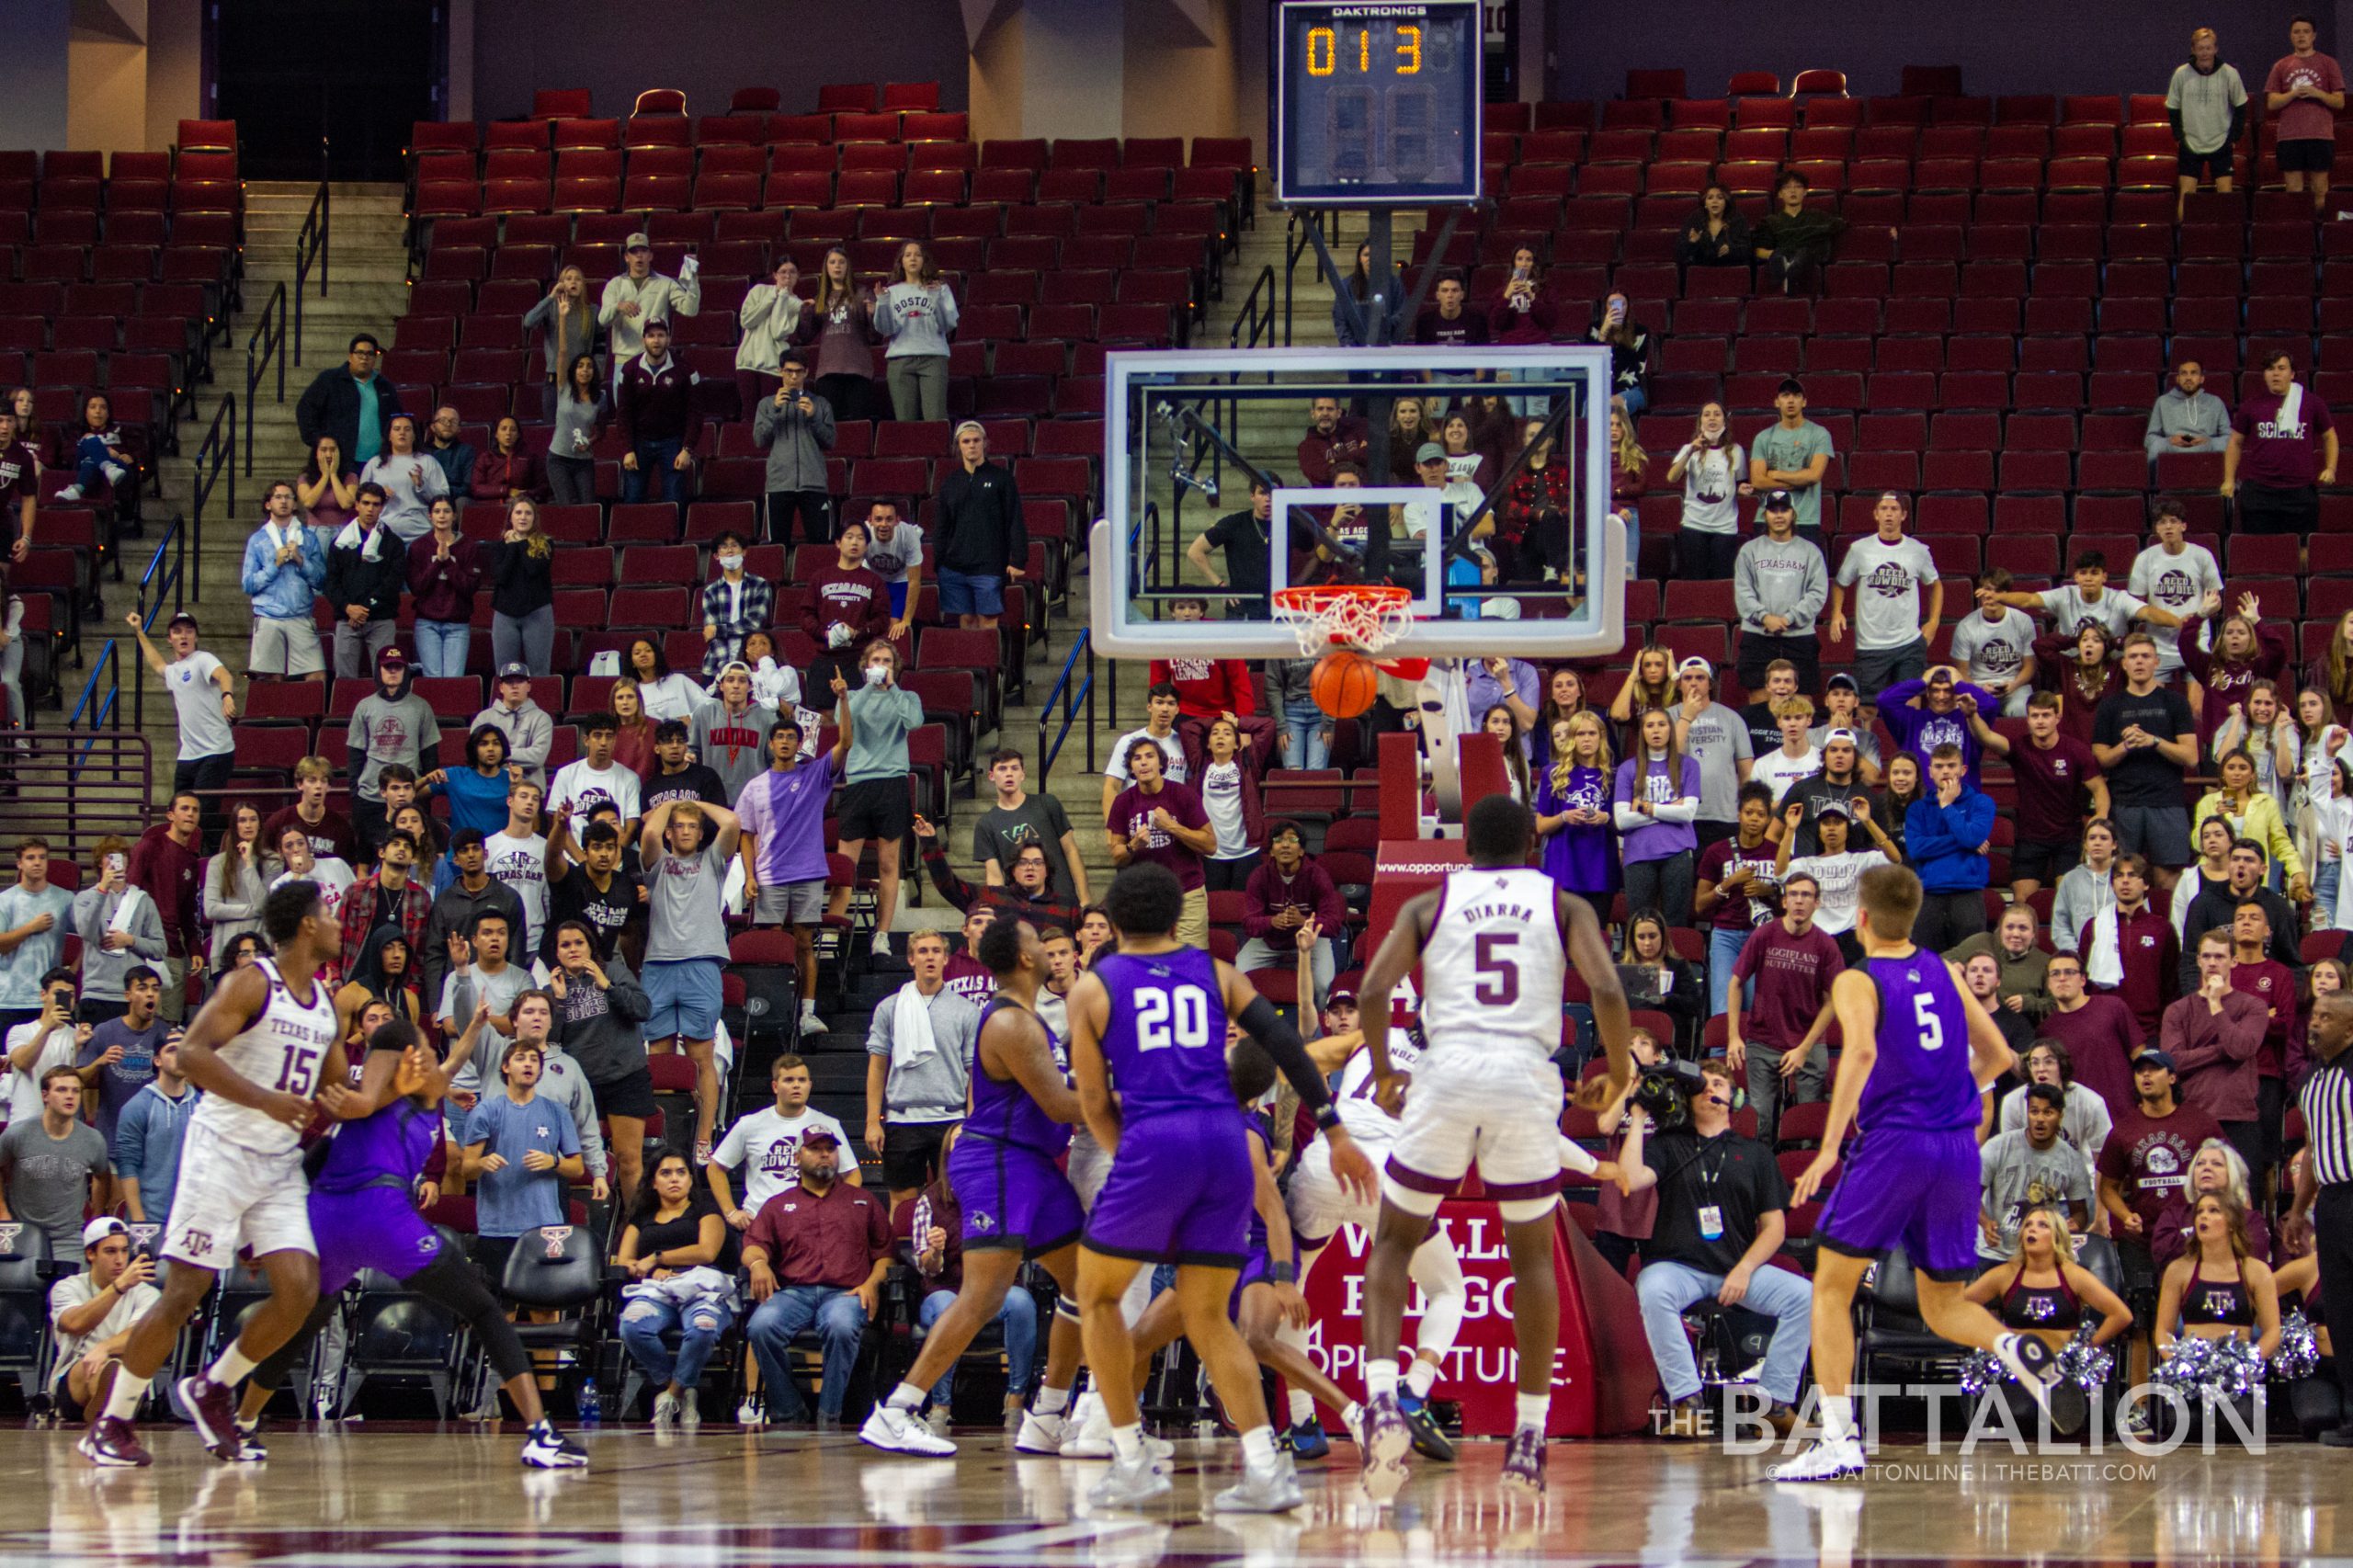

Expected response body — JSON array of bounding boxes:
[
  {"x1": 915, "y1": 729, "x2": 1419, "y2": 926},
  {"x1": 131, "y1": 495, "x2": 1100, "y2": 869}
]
[
  {"x1": 1241, "y1": 1425, "x2": 1279, "y2": 1470},
  {"x1": 1364, "y1": 1357, "x2": 1400, "y2": 1402},
  {"x1": 206, "y1": 1346, "x2": 257, "y2": 1389},
  {"x1": 1035, "y1": 1385, "x2": 1071, "y2": 1416},
  {"x1": 1287, "y1": 1388, "x2": 1315, "y2": 1425},
  {"x1": 1515, "y1": 1392, "x2": 1549, "y2": 1434},
  {"x1": 1405, "y1": 1358, "x2": 1439, "y2": 1401},
  {"x1": 887, "y1": 1381, "x2": 925, "y2": 1413},
  {"x1": 1109, "y1": 1423, "x2": 1145, "y2": 1463},
  {"x1": 1820, "y1": 1394, "x2": 1856, "y2": 1444},
  {"x1": 104, "y1": 1370, "x2": 150, "y2": 1422}
]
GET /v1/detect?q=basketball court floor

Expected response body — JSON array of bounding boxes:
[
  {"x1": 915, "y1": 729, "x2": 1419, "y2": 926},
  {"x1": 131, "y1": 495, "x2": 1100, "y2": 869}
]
[{"x1": 2, "y1": 1425, "x2": 2345, "y2": 1566}]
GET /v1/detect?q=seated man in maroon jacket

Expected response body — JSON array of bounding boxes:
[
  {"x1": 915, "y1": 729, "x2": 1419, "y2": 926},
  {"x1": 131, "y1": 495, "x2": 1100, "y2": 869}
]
[
  {"x1": 801, "y1": 519, "x2": 892, "y2": 699},
  {"x1": 1297, "y1": 397, "x2": 1371, "y2": 489}
]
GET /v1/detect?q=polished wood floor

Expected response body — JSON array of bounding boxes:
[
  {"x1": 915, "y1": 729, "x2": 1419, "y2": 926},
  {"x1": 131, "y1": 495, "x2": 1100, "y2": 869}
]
[{"x1": 0, "y1": 1422, "x2": 2347, "y2": 1565}]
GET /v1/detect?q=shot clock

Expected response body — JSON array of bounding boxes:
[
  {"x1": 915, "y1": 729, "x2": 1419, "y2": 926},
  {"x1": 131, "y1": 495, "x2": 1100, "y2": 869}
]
[{"x1": 1275, "y1": 1, "x2": 1482, "y2": 205}]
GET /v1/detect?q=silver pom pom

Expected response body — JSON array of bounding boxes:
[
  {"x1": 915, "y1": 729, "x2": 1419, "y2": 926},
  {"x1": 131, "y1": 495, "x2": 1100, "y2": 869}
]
[
  {"x1": 2054, "y1": 1322, "x2": 2114, "y2": 1394},
  {"x1": 1958, "y1": 1348, "x2": 2007, "y2": 1396},
  {"x1": 2274, "y1": 1311, "x2": 2322, "y2": 1382}
]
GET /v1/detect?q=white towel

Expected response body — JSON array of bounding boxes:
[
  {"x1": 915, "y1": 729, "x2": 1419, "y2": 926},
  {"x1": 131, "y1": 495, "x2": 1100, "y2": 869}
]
[
  {"x1": 106, "y1": 887, "x2": 147, "y2": 937},
  {"x1": 333, "y1": 517, "x2": 385, "y2": 562},
  {"x1": 2086, "y1": 905, "x2": 2125, "y2": 989},
  {"x1": 891, "y1": 982, "x2": 938, "y2": 1066},
  {"x1": 2277, "y1": 381, "x2": 2307, "y2": 439}
]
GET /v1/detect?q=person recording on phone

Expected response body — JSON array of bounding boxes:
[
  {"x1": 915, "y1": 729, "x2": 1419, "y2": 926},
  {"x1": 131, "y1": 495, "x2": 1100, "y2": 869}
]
[
  {"x1": 1628, "y1": 1059, "x2": 1811, "y2": 1437},
  {"x1": 755, "y1": 350, "x2": 836, "y2": 548},
  {"x1": 72, "y1": 840, "x2": 165, "y2": 1027}
]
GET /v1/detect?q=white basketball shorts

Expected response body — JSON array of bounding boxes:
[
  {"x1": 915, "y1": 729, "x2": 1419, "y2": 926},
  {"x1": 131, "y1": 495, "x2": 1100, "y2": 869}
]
[{"x1": 160, "y1": 1124, "x2": 315, "y2": 1271}]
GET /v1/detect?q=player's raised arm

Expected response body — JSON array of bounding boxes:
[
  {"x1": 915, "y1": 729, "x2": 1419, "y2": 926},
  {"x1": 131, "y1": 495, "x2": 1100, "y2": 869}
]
[
  {"x1": 1218, "y1": 958, "x2": 1376, "y2": 1201},
  {"x1": 1065, "y1": 971, "x2": 1121, "y2": 1154},
  {"x1": 988, "y1": 1005, "x2": 1082, "y2": 1125},
  {"x1": 173, "y1": 966, "x2": 314, "y2": 1133},
  {"x1": 1358, "y1": 890, "x2": 1437, "y2": 1094},
  {"x1": 1560, "y1": 891, "x2": 1633, "y2": 1107},
  {"x1": 1792, "y1": 969, "x2": 1880, "y2": 1205},
  {"x1": 1947, "y1": 958, "x2": 2019, "y2": 1091}
]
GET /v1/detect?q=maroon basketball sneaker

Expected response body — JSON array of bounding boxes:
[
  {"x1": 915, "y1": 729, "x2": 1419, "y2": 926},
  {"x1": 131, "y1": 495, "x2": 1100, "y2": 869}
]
[
  {"x1": 178, "y1": 1373, "x2": 244, "y2": 1460},
  {"x1": 77, "y1": 1416, "x2": 153, "y2": 1468}
]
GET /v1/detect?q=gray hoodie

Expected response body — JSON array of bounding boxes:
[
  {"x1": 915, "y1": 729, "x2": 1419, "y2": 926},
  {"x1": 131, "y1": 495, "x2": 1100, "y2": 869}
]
[
  {"x1": 1733, "y1": 530, "x2": 1829, "y2": 636},
  {"x1": 346, "y1": 675, "x2": 438, "y2": 804},
  {"x1": 71, "y1": 884, "x2": 166, "y2": 1002},
  {"x1": 752, "y1": 388, "x2": 836, "y2": 493},
  {"x1": 2143, "y1": 385, "x2": 2231, "y2": 462}
]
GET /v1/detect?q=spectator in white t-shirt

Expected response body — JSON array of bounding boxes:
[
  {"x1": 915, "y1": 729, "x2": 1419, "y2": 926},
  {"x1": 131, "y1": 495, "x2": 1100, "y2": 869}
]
[
  {"x1": 125, "y1": 610, "x2": 235, "y2": 840},
  {"x1": 708, "y1": 1052, "x2": 859, "y2": 1227},
  {"x1": 1949, "y1": 572, "x2": 2040, "y2": 719},
  {"x1": 484, "y1": 781, "x2": 551, "y2": 957},
  {"x1": 268, "y1": 826, "x2": 353, "y2": 926},
  {"x1": 1828, "y1": 492, "x2": 1942, "y2": 704},
  {"x1": 2128, "y1": 502, "x2": 2223, "y2": 675},
  {"x1": 1101, "y1": 683, "x2": 1190, "y2": 820},
  {"x1": 1754, "y1": 697, "x2": 1823, "y2": 804},
  {"x1": 47, "y1": 1217, "x2": 162, "y2": 1424},
  {"x1": 1772, "y1": 800, "x2": 1898, "y2": 955},
  {"x1": 549, "y1": 711, "x2": 643, "y2": 847},
  {"x1": 4, "y1": 971, "x2": 87, "y2": 1127}
]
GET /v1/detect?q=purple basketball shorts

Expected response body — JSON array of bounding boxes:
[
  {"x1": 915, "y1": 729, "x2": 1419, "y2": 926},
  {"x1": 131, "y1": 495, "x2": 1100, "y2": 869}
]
[
  {"x1": 946, "y1": 1131, "x2": 1085, "y2": 1257},
  {"x1": 310, "y1": 1187, "x2": 446, "y2": 1295},
  {"x1": 1815, "y1": 1124, "x2": 1984, "y2": 1282},
  {"x1": 1082, "y1": 1108, "x2": 1253, "y2": 1268}
]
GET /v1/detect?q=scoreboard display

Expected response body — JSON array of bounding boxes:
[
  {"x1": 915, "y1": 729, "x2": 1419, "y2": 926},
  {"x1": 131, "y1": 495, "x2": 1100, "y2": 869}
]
[{"x1": 1275, "y1": 1, "x2": 1483, "y2": 206}]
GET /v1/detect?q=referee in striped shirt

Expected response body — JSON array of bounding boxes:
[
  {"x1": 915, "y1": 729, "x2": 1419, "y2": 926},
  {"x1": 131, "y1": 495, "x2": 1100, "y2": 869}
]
[{"x1": 2288, "y1": 991, "x2": 2353, "y2": 1448}]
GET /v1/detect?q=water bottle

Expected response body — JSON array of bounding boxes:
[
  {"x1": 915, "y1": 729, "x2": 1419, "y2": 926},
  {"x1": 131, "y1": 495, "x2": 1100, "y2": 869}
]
[{"x1": 576, "y1": 1376, "x2": 601, "y2": 1426}]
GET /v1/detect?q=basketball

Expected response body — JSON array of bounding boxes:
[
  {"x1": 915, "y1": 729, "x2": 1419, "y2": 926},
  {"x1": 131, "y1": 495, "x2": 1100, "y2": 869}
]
[{"x1": 1312, "y1": 650, "x2": 1380, "y2": 718}]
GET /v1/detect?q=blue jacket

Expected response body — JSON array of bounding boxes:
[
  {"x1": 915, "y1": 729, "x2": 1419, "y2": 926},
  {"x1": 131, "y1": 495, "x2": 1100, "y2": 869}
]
[
  {"x1": 239, "y1": 523, "x2": 326, "y2": 620},
  {"x1": 1904, "y1": 788, "x2": 1997, "y2": 894},
  {"x1": 111, "y1": 1081, "x2": 200, "y2": 1222}
]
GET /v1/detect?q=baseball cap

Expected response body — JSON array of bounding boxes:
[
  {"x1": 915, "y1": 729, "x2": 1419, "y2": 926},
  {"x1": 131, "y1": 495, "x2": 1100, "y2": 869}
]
[
  {"x1": 1776, "y1": 377, "x2": 1805, "y2": 397},
  {"x1": 1760, "y1": 487, "x2": 1795, "y2": 511},
  {"x1": 2132, "y1": 1050, "x2": 2178, "y2": 1075},
  {"x1": 1813, "y1": 801, "x2": 1850, "y2": 822},
  {"x1": 496, "y1": 661, "x2": 532, "y2": 682},
  {"x1": 376, "y1": 647, "x2": 407, "y2": 673},
  {"x1": 83, "y1": 1216, "x2": 129, "y2": 1251},
  {"x1": 1415, "y1": 441, "x2": 1447, "y2": 464},
  {"x1": 1676, "y1": 655, "x2": 1712, "y2": 679},
  {"x1": 799, "y1": 1125, "x2": 840, "y2": 1146},
  {"x1": 1823, "y1": 727, "x2": 1860, "y2": 747},
  {"x1": 624, "y1": 232, "x2": 652, "y2": 252},
  {"x1": 165, "y1": 610, "x2": 199, "y2": 632},
  {"x1": 1325, "y1": 987, "x2": 1358, "y2": 1009},
  {"x1": 1483, "y1": 597, "x2": 1522, "y2": 620},
  {"x1": 1825, "y1": 672, "x2": 1858, "y2": 693}
]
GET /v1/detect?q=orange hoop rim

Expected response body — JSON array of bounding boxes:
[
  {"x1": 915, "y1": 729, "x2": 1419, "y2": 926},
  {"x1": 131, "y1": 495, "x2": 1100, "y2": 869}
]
[{"x1": 1271, "y1": 584, "x2": 1416, "y2": 658}]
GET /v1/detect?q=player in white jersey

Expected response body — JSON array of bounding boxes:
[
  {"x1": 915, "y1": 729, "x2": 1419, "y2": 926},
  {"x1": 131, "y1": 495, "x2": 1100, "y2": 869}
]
[
  {"x1": 80, "y1": 880, "x2": 354, "y2": 1470},
  {"x1": 1352, "y1": 796, "x2": 1631, "y2": 1503}
]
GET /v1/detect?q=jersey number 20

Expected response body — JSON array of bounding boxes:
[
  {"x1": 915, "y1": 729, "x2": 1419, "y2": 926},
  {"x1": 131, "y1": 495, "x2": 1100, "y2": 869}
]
[{"x1": 1135, "y1": 985, "x2": 1212, "y2": 1051}]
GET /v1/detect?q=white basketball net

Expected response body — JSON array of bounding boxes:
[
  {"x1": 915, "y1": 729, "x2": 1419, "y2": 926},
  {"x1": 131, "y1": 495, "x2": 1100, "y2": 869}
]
[{"x1": 1271, "y1": 588, "x2": 1415, "y2": 659}]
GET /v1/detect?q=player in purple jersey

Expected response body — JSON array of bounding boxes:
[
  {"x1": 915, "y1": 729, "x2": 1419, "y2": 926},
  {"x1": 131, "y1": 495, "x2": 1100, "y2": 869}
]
[
  {"x1": 1066, "y1": 863, "x2": 1377, "y2": 1513},
  {"x1": 225, "y1": 1012, "x2": 588, "y2": 1468},
  {"x1": 1774, "y1": 863, "x2": 2086, "y2": 1483},
  {"x1": 859, "y1": 917, "x2": 1095, "y2": 1458}
]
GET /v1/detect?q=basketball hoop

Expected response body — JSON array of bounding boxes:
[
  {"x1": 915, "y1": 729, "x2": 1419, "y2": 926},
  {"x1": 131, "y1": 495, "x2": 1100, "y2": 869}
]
[{"x1": 1271, "y1": 585, "x2": 1429, "y2": 682}]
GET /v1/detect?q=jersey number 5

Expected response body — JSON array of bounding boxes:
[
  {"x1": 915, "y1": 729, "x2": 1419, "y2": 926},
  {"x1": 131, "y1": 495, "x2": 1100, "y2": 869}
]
[
  {"x1": 1914, "y1": 993, "x2": 1944, "y2": 1051},
  {"x1": 1134, "y1": 985, "x2": 1213, "y2": 1051},
  {"x1": 1473, "y1": 933, "x2": 1519, "y2": 1006}
]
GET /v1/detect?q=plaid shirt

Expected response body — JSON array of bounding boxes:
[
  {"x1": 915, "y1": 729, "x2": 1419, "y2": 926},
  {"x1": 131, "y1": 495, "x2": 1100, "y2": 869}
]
[
  {"x1": 700, "y1": 573, "x2": 775, "y2": 678},
  {"x1": 338, "y1": 871, "x2": 434, "y2": 973}
]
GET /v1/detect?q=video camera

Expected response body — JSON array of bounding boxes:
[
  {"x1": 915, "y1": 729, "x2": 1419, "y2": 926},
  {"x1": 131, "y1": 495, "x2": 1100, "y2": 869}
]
[{"x1": 1629, "y1": 1058, "x2": 1707, "y2": 1133}]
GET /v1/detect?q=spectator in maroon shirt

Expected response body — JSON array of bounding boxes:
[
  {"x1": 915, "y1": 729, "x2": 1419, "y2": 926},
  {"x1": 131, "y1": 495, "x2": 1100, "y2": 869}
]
[
  {"x1": 801, "y1": 519, "x2": 892, "y2": 698},
  {"x1": 2096, "y1": 1050, "x2": 2223, "y2": 1278},
  {"x1": 615, "y1": 320, "x2": 702, "y2": 507},
  {"x1": 1296, "y1": 398, "x2": 1370, "y2": 489},
  {"x1": 469, "y1": 416, "x2": 546, "y2": 504},
  {"x1": 2227, "y1": 901, "x2": 2299, "y2": 1186},
  {"x1": 128, "y1": 793, "x2": 204, "y2": 1024},
  {"x1": 1724, "y1": 871, "x2": 1844, "y2": 1143},
  {"x1": 2177, "y1": 589, "x2": 2293, "y2": 753},
  {"x1": 741, "y1": 1129, "x2": 892, "y2": 1424},
  {"x1": 2166, "y1": 930, "x2": 2269, "y2": 1179},
  {"x1": 1980, "y1": 690, "x2": 2109, "y2": 907},
  {"x1": 2039, "y1": 952, "x2": 2147, "y2": 1123},
  {"x1": 1236, "y1": 823, "x2": 1348, "y2": 999},
  {"x1": 2082, "y1": 854, "x2": 2180, "y2": 1040},
  {"x1": 262, "y1": 756, "x2": 360, "y2": 873},
  {"x1": 2222, "y1": 350, "x2": 2338, "y2": 537},
  {"x1": 1105, "y1": 738, "x2": 1215, "y2": 949}
]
